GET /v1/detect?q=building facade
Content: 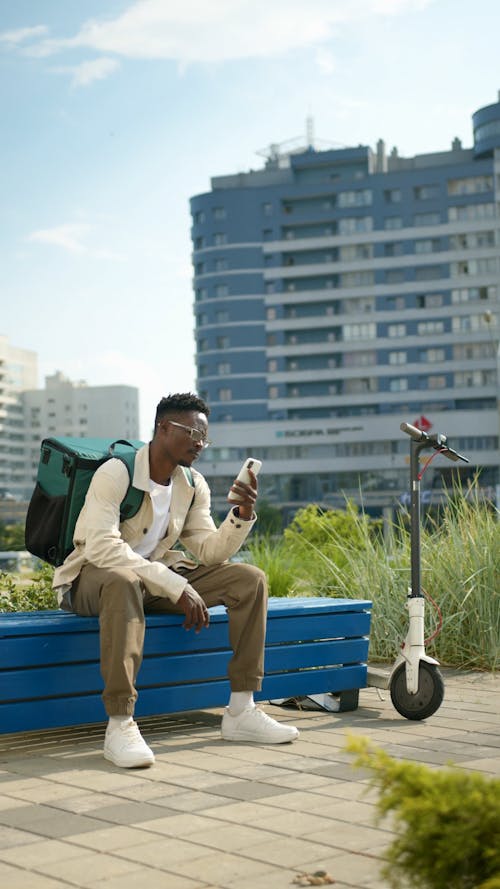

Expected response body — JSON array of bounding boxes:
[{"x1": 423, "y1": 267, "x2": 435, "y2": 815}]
[
  {"x1": 190, "y1": 95, "x2": 500, "y2": 516},
  {"x1": 0, "y1": 335, "x2": 37, "y2": 501},
  {"x1": 21, "y1": 371, "x2": 140, "y2": 498}
]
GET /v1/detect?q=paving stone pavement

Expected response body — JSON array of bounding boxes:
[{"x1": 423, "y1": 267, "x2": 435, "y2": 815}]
[{"x1": 0, "y1": 668, "x2": 498, "y2": 889}]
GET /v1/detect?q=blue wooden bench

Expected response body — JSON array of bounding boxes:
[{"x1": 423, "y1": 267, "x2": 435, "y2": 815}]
[{"x1": 0, "y1": 596, "x2": 372, "y2": 734}]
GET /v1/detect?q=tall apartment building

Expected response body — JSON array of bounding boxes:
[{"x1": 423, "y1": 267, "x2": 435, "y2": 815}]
[
  {"x1": 0, "y1": 336, "x2": 37, "y2": 501},
  {"x1": 22, "y1": 372, "x2": 140, "y2": 498},
  {"x1": 190, "y1": 94, "x2": 500, "y2": 516}
]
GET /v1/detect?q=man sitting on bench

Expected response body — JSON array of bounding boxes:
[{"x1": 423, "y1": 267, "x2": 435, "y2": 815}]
[{"x1": 53, "y1": 392, "x2": 299, "y2": 767}]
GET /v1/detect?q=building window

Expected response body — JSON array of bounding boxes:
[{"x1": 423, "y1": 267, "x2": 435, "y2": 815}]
[
  {"x1": 214, "y1": 232, "x2": 227, "y2": 246},
  {"x1": 213, "y1": 207, "x2": 226, "y2": 220},
  {"x1": 267, "y1": 359, "x2": 278, "y2": 372},
  {"x1": 194, "y1": 237, "x2": 205, "y2": 249},
  {"x1": 449, "y1": 231, "x2": 495, "y2": 249},
  {"x1": 447, "y1": 176, "x2": 493, "y2": 195},
  {"x1": 195, "y1": 287, "x2": 207, "y2": 301},
  {"x1": 216, "y1": 336, "x2": 230, "y2": 348},
  {"x1": 341, "y1": 271, "x2": 374, "y2": 287},
  {"x1": 214, "y1": 258, "x2": 228, "y2": 271},
  {"x1": 414, "y1": 184, "x2": 439, "y2": 200},
  {"x1": 451, "y1": 258, "x2": 499, "y2": 277},
  {"x1": 268, "y1": 386, "x2": 279, "y2": 398},
  {"x1": 193, "y1": 211, "x2": 205, "y2": 224},
  {"x1": 384, "y1": 188, "x2": 401, "y2": 203},
  {"x1": 338, "y1": 217, "x2": 373, "y2": 234},
  {"x1": 217, "y1": 362, "x2": 231, "y2": 375},
  {"x1": 384, "y1": 216, "x2": 403, "y2": 230},
  {"x1": 337, "y1": 189, "x2": 372, "y2": 207},
  {"x1": 389, "y1": 378, "x2": 408, "y2": 392},
  {"x1": 344, "y1": 350, "x2": 376, "y2": 367},
  {"x1": 454, "y1": 342, "x2": 495, "y2": 360},
  {"x1": 385, "y1": 269, "x2": 405, "y2": 284},
  {"x1": 419, "y1": 348, "x2": 445, "y2": 363},
  {"x1": 215, "y1": 284, "x2": 229, "y2": 297},
  {"x1": 416, "y1": 293, "x2": 443, "y2": 309},
  {"x1": 215, "y1": 310, "x2": 229, "y2": 322},
  {"x1": 452, "y1": 314, "x2": 487, "y2": 333},
  {"x1": 262, "y1": 202, "x2": 273, "y2": 216},
  {"x1": 455, "y1": 370, "x2": 495, "y2": 387},
  {"x1": 417, "y1": 321, "x2": 445, "y2": 334},
  {"x1": 452, "y1": 285, "x2": 495, "y2": 303},
  {"x1": 389, "y1": 351, "x2": 407, "y2": 365},
  {"x1": 388, "y1": 323, "x2": 406, "y2": 337},
  {"x1": 384, "y1": 241, "x2": 404, "y2": 256},
  {"x1": 218, "y1": 388, "x2": 232, "y2": 401},
  {"x1": 339, "y1": 243, "x2": 373, "y2": 260},
  {"x1": 427, "y1": 375, "x2": 447, "y2": 389},
  {"x1": 266, "y1": 307, "x2": 277, "y2": 320},
  {"x1": 415, "y1": 238, "x2": 441, "y2": 254},
  {"x1": 414, "y1": 212, "x2": 440, "y2": 226},
  {"x1": 415, "y1": 266, "x2": 442, "y2": 281},
  {"x1": 343, "y1": 322, "x2": 376, "y2": 340},
  {"x1": 448, "y1": 203, "x2": 494, "y2": 222}
]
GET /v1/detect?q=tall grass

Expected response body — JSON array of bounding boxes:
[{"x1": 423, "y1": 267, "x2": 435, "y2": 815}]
[{"x1": 248, "y1": 491, "x2": 499, "y2": 670}]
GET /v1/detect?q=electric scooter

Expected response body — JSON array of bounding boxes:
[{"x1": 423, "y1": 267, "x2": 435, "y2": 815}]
[{"x1": 388, "y1": 421, "x2": 469, "y2": 720}]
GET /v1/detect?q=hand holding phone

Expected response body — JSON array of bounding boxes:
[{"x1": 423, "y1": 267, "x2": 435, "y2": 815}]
[{"x1": 228, "y1": 457, "x2": 262, "y2": 502}]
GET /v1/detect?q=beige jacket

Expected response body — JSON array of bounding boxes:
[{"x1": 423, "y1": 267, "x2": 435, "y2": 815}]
[{"x1": 53, "y1": 443, "x2": 256, "y2": 603}]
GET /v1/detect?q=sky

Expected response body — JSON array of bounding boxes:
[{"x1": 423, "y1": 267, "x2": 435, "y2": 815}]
[{"x1": 1, "y1": 0, "x2": 499, "y2": 439}]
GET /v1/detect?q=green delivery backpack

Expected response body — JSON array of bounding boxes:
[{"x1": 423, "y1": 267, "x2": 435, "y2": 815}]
[{"x1": 25, "y1": 437, "x2": 194, "y2": 567}]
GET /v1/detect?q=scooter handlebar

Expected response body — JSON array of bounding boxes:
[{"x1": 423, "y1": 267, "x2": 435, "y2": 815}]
[
  {"x1": 400, "y1": 422, "x2": 470, "y2": 463},
  {"x1": 400, "y1": 422, "x2": 427, "y2": 441}
]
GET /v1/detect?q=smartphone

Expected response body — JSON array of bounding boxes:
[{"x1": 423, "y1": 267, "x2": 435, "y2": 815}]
[{"x1": 228, "y1": 457, "x2": 262, "y2": 502}]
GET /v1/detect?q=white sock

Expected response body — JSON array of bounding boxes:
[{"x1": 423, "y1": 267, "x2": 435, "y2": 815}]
[
  {"x1": 228, "y1": 691, "x2": 254, "y2": 716},
  {"x1": 108, "y1": 715, "x2": 132, "y2": 730}
]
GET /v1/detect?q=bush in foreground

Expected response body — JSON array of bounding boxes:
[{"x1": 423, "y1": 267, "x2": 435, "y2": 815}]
[{"x1": 346, "y1": 735, "x2": 500, "y2": 889}]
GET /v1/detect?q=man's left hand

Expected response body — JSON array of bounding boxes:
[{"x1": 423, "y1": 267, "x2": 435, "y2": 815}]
[{"x1": 228, "y1": 469, "x2": 257, "y2": 521}]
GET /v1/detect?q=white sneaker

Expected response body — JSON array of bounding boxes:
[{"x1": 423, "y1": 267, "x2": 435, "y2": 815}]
[
  {"x1": 104, "y1": 718, "x2": 155, "y2": 768},
  {"x1": 221, "y1": 705, "x2": 299, "y2": 744}
]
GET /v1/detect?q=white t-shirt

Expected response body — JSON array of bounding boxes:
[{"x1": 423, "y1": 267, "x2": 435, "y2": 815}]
[{"x1": 133, "y1": 478, "x2": 172, "y2": 558}]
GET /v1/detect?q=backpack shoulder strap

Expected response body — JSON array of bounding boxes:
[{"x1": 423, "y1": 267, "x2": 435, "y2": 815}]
[
  {"x1": 113, "y1": 449, "x2": 195, "y2": 521},
  {"x1": 112, "y1": 448, "x2": 144, "y2": 520}
]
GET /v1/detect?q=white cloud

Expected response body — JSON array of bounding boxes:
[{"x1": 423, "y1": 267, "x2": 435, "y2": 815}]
[
  {"x1": 24, "y1": 0, "x2": 435, "y2": 67},
  {"x1": 0, "y1": 25, "x2": 49, "y2": 45},
  {"x1": 51, "y1": 56, "x2": 120, "y2": 87},
  {"x1": 28, "y1": 223, "x2": 90, "y2": 253},
  {"x1": 315, "y1": 47, "x2": 336, "y2": 75},
  {"x1": 27, "y1": 223, "x2": 124, "y2": 260}
]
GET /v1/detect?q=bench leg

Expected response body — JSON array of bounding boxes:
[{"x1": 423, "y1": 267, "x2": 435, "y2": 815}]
[{"x1": 335, "y1": 689, "x2": 359, "y2": 712}]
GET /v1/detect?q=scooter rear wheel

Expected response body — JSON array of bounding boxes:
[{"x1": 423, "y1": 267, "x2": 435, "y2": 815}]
[{"x1": 390, "y1": 661, "x2": 444, "y2": 720}]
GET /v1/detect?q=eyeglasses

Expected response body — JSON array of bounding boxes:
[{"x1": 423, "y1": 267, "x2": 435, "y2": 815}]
[{"x1": 166, "y1": 420, "x2": 212, "y2": 448}]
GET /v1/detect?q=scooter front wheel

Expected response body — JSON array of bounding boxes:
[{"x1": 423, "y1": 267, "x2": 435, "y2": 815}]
[{"x1": 390, "y1": 661, "x2": 444, "y2": 720}]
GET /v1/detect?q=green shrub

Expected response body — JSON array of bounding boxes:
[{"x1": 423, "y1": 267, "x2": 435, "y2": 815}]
[
  {"x1": 346, "y1": 735, "x2": 500, "y2": 889},
  {"x1": 0, "y1": 564, "x2": 57, "y2": 611},
  {"x1": 246, "y1": 535, "x2": 305, "y2": 598},
  {"x1": 0, "y1": 520, "x2": 25, "y2": 551},
  {"x1": 250, "y1": 485, "x2": 499, "y2": 670}
]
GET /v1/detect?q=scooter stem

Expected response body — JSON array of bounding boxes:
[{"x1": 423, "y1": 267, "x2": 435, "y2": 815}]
[{"x1": 410, "y1": 438, "x2": 423, "y2": 600}]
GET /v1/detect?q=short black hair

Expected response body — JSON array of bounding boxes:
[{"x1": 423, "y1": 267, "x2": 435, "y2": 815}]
[{"x1": 154, "y1": 392, "x2": 210, "y2": 428}]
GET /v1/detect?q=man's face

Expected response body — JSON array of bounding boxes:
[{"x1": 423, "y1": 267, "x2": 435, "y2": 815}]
[{"x1": 158, "y1": 411, "x2": 209, "y2": 466}]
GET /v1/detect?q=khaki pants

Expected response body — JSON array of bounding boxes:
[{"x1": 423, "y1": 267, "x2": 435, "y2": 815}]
[{"x1": 70, "y1": 561, "x2": 268, "y2": 717}]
